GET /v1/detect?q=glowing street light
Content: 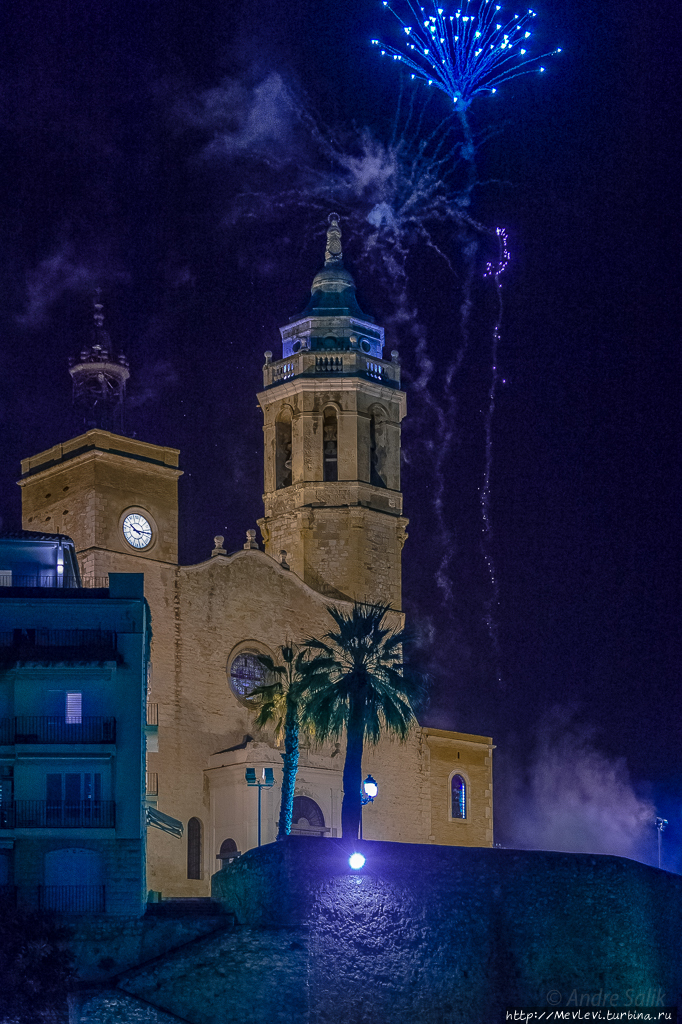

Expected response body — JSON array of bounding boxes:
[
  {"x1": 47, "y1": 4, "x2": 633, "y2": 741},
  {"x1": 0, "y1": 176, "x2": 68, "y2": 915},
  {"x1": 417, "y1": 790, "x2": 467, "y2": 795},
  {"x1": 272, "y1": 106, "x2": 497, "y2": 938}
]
[
  {"x1": 245, "y1": 767, "x2": 275, "y2": 847},
  {"x1": 655, "y1": 817, "x2": 668, "y2": 870},
  {"x1": 359, "y1": 774, "x2": 379, "y2": 839},
  {"x1": 361, "y1": 775, "x2": 378, "y2": 803},
  {"x1": 349, "y1": 852, "x2": 366, "y2": 870}
]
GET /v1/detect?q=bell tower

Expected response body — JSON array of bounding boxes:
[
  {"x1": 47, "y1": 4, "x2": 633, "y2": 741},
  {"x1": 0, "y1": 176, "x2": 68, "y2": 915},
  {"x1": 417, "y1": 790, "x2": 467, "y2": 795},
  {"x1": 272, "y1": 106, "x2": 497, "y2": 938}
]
[{"x1": 257, "y1": 214, "x2": 408, "y2": 608}]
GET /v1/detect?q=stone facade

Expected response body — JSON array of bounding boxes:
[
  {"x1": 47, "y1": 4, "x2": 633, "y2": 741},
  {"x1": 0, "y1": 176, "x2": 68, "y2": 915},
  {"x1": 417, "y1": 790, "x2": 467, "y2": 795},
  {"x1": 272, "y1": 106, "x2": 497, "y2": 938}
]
[{"x1": 17, "y1": 219, "x2": 494, "y2": 900}]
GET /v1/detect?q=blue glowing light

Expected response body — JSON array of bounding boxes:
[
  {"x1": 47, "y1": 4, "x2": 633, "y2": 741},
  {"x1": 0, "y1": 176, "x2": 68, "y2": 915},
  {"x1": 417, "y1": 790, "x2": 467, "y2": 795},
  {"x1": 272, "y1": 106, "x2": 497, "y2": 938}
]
[
  {"x1": 372, "y1": 0, "x2": 560, "y2": 106},
  {"x1": 349, "y1": 853, "x2": 366, "y2": 869}
]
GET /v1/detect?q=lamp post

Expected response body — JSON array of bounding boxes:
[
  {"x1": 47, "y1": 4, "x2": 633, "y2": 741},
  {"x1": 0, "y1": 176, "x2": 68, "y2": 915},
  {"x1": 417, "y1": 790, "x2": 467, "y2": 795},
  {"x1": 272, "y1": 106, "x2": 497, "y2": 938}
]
[
  {"x1": 655, "y1": 817, "x2": 668, "y2": 870},
  {"x1": 359, "y1": 774, "x2": 378, "y2": 840},
  {"x1": 245, "y1": 767, "x2": 275, "y2": 847}
]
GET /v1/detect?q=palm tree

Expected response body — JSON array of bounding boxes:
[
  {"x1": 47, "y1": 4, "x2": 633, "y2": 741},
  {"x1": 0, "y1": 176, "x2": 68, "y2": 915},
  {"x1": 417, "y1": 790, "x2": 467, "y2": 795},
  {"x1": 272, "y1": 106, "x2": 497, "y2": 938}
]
[
  {"x1": 302, "y1": 603, "x2": 425, "y2": 841},
  {"x1": 247, "y1": 644, "x2": 326, "y2": 841}
]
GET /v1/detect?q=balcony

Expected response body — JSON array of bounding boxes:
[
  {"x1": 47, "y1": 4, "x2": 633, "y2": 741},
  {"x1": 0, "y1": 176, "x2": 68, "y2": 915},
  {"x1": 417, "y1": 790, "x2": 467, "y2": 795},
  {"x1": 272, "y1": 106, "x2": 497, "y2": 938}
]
[
  {"x1": 262, "y1": 349, "x2": 401, "y2": 389},
  {"x1": 0, "y1": 801, "x2": 115, "y2": 828},
  {"x1": 0, "y1": 717, "x2": 116, "y2": 744},
  {"x1": 0, "y1": 629, "x2": 119, "y2": 665},
  {"x1": 39, "y1": 885, "x2": 105, "y2": 912},
  {"x1": 145, "y1": 703, "x2": 158, "y2": 752}
]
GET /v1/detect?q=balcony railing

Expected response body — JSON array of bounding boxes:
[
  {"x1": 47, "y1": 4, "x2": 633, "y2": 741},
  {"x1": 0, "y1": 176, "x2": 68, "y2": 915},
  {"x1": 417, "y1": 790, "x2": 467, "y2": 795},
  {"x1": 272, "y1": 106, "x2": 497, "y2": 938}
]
[
  {"x1": 0, "y1": 575, "x2": 109, "y2": 589},
  {"x1": 0, "y1": 628, "x2": 116, "y2": 649},
  {"x1": 0, "y1": 885, "x2": 17, "y2": 907},
  {"x1": 146, "y1": 772, "x2": 158, "y2": 796},
  {"x1": 1, "y1": 801, "x2": 115, "y2": 828},
  {"x1": 12, "y1": 717, "x2": 116, "y2": 743},
  {"x1": 39, "y1": 885, "x2": 105, "y2": 912},
  {"x1": 146, "y1": 703, "x2": 158, "y2": 726},
  {"x1": 0, "y1": 629, "x2": 119, "y2": 664}
]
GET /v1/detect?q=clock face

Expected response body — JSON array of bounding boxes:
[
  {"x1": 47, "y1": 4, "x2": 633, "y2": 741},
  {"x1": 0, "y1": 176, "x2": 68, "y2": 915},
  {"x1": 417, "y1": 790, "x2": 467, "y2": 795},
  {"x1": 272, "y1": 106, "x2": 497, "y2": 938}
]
[{"x1": 122, "y1": 513, "x2": 153, "y2": 549}]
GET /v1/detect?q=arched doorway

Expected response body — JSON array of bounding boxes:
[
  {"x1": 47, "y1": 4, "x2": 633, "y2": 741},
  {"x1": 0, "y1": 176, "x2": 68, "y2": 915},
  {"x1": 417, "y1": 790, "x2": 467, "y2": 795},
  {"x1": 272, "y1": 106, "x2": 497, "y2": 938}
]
[
  {"x1": 290, "y1": 796, "x2": 327, "y2": 836},
  {"x1": 216, "y1": 838, "x2": 240, "y2": 865}
]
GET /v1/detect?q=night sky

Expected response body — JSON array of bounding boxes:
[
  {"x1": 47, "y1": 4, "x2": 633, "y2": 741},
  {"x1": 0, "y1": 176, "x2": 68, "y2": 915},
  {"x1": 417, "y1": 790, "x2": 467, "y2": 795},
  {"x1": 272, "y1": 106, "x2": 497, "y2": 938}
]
[{"x1": 0, "y1": 0, "x2": 679, "y2": 865}]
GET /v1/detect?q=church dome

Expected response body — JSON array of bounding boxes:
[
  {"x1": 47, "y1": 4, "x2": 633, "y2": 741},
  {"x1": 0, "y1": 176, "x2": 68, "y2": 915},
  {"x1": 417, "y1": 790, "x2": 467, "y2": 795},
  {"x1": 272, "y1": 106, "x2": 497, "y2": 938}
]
[{"x1": 299, "y1": 213, "x2": 370, "y2": 320}]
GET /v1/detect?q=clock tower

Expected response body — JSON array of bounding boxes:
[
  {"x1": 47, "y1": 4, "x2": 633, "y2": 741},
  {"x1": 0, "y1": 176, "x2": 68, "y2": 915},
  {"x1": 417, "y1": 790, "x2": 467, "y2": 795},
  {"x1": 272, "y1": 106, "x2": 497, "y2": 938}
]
[{"x1": 257, "y1": 214, "x2": 408, "y2": 608}]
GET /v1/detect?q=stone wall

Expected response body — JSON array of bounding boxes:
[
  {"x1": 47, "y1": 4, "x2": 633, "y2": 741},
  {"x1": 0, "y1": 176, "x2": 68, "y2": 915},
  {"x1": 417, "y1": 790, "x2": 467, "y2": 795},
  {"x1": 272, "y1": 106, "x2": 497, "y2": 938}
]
[
  {"x1": 209, "y1": 839, "x2": 682, "y2": 1021},
  {"x1": 69, "y1": 840, "x2": 682, "y2": 1023}
]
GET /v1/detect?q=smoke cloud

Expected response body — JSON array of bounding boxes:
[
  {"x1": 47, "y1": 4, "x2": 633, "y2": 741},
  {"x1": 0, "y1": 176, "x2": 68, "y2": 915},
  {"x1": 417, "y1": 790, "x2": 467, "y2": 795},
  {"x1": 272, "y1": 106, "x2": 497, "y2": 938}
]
[
  {"x1": 174, "y1": 73, "x2": 296, "y2": 160},
  {"x1": 17, "y1": 242, "x2": 129, "y2": 331},
  {"x1": 498, "y1": 708, "x2": 656, "y2": 863}
]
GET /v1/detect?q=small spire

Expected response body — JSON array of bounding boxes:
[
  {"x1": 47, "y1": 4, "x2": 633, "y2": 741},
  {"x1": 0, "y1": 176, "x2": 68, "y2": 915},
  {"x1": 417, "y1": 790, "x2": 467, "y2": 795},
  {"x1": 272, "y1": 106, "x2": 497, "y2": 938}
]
[
  {"x1": 92, "y1": 288, "x2": 111, "y2": 355},
  {"x1": 324, "y1": 213, "x2": 343, "y2": 266}
]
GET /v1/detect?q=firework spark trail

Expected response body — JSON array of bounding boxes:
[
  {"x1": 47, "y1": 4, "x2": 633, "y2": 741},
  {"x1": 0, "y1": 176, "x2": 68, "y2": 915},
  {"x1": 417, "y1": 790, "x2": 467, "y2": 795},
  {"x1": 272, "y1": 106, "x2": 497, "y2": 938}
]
[
  {"x1": 202, "y1": 73, "x2": 505, "y2": 625},
  {"x1": 372, "y1": 0, "x2": 561, "y2": 107},
  {"x1": 480, "y1": 226, "x2": 509, "y2": 682},
  {"x1": 372, "y1": 0, "x2": 559, "y2": 678}
]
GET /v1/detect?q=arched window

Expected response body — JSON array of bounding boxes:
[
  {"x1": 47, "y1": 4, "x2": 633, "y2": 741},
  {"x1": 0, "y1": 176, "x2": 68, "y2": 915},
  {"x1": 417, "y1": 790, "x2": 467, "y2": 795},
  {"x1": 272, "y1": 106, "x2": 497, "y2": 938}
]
[
  {"x1": 451, "y1": 775, "x2": 466, "y2": 820},
  {"x1": 323, "y1": 408, "x2": 338, "y2": 482},
  {"x1": 276, "y1": 409, "x2": 292, "y2": 489},
  {"x1": 187, "y1": 817, "x2": 202, "y2": 879},
  {"x1": 290, "y1": 796, "x2": 326, "y2": 836},
  {"x1": 369, "y1": 408, "x2": 387, "y2": 488}
]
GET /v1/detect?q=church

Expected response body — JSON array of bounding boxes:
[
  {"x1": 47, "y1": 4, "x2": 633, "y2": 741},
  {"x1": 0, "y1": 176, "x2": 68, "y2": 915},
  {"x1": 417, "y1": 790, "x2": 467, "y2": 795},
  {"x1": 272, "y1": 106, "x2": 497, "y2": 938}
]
[{"x1": 16, "y1": 215, "x2": 493, "y2": 898}]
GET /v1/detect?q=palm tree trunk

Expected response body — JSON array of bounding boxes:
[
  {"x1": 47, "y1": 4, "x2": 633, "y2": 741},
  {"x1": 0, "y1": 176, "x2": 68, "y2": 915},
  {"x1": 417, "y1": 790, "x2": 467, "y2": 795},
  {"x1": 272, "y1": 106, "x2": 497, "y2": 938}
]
[
  {"x1": 277, "y1": 700, "x2": 299, "y2": 840},
  {"x1": 341, "y1": 700, "x2": 364, "y2": 840}
]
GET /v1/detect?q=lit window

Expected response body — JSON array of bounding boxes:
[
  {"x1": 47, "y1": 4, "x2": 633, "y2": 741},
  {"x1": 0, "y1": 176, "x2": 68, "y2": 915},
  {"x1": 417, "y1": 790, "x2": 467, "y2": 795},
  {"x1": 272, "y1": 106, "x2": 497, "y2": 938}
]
[
  {"x1": 451, "y1": 774, "x2": 466, "y2": 819},
  {"x1": 229, "y1": 654, "x2": 265, "y2": 701},
  {"x1": 65, "y1": 692, "x2": 82, "y2": 724}
]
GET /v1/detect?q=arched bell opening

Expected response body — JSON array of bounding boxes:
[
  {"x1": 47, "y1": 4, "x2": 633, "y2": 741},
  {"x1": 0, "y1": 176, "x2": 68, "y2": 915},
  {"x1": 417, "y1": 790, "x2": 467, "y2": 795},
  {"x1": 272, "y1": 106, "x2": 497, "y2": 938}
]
[
  {"x1": 369, "y1": 406, "x2": 388, "y2": 488},
  {"x1": 276, "y1": 408, "x2": 293, "y2": 489},
  {"x1": 323, "y1": 407, "x2": 338, "y2": 482}
]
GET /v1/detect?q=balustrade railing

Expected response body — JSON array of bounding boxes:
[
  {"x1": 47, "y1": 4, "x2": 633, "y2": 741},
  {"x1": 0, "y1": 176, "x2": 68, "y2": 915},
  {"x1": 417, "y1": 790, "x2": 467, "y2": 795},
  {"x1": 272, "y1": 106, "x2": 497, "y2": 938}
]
[
  {"x1": 146, "y1": 703, "x2": 158, "y2": 726},
  {"x1": 263, "y1": 350, "x2": 401, "y2": 389}
]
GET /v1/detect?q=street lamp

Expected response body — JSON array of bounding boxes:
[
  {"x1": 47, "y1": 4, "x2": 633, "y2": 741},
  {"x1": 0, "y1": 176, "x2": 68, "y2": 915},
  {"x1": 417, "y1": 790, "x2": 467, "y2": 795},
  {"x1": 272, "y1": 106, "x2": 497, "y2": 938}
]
[
  {"x1": 359, "y1": 774, "x2": 378, "y2": 839},
  {"x1": 655, "y1": 817, "x2": 668, "y2": 870},
  {"x1": 245, "y1": 767, "x2": 275, "y2": 847}
]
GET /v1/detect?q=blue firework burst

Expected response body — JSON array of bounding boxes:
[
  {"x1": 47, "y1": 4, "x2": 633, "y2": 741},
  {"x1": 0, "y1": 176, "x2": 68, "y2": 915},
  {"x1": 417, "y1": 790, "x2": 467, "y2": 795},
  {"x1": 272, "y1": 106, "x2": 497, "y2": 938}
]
[{"x1": 372, "y1": 0, "x2": 561, "y2": 107}]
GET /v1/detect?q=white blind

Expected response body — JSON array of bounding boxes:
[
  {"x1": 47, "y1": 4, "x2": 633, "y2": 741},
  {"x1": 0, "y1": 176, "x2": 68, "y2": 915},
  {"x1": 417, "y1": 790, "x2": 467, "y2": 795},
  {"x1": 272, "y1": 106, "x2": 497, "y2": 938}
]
[{"x1": 65, "y1": 692, "x2": 82, "y2": 724}]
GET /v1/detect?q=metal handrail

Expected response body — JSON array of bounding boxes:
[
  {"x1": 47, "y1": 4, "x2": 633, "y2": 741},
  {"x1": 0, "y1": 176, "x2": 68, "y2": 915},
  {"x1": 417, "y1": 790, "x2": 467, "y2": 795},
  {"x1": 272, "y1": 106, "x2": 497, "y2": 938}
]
[
  {"x1": 0, "y1": 629, "x2": 116, "y2": 648},
  {"x1": 3, "y1": 801, "x2": 116, "y2": 828},
  {"x1": 13, "y1": 717, "x2": 116, "y2": 743}
]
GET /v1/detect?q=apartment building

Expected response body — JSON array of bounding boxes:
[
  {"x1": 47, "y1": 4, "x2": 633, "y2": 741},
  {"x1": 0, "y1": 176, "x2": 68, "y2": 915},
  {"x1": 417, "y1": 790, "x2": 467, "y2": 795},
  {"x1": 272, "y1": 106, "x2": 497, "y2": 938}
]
[{"x1": 0, "y1": 532, "x2": 149, "y2": 915}]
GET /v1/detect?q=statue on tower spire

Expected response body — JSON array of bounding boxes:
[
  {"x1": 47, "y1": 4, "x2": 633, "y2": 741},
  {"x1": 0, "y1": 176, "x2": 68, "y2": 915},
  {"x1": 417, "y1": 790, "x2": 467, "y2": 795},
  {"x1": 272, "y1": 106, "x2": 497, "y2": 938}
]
[{"x1": 324, "y1": 213, "x2": 343, "y2": 266}]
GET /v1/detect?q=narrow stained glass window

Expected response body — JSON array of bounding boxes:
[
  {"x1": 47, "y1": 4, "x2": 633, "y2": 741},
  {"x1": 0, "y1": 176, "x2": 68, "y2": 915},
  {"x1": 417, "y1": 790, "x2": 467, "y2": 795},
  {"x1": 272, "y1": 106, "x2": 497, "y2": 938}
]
[{"x1": 451, "y1": 774, "x2": 466, "y2": 819}]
